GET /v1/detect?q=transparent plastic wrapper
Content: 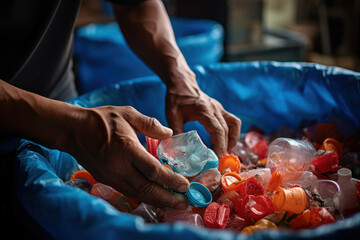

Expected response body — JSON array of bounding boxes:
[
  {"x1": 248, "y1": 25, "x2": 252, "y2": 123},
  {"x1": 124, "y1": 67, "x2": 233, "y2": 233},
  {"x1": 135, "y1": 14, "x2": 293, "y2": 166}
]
[
  {"x1": 266, "y1": 138, "x2": 316, "y2": 173},
  {"x1": 157, "y1": 131, "x2": 218, "y2": 177},
  {"x1": 313, "y1": 180, "x2": 342, "y2": 220}
]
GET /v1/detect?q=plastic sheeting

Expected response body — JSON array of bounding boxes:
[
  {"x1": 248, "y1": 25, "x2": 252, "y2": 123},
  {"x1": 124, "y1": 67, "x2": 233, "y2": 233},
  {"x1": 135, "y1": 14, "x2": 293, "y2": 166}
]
[
  {"x1": 74, "y1": 18, "x2": 224, "y2": 93},
  {"x1": 15, "y1": 62, "x2": 360, "y2": 239}
]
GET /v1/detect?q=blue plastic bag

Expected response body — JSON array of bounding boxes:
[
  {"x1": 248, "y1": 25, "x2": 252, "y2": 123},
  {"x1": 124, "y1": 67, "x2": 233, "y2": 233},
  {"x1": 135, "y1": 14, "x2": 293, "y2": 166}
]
[
  {"x1": 15, "y1": 62, "x2": 360, "y2": 239},
  {"x1": 74, "y1": 18, "x2": 224, "y2": 93}
]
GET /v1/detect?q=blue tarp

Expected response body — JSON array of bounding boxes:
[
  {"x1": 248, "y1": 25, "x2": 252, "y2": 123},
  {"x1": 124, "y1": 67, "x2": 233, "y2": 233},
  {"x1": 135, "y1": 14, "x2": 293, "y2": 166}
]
[
  {"x1": 74, "y1": 18, "x2": 224, "y2": 93},
  {"x1": 14, "y1": 62, "x2": 360, "y2": 239}
]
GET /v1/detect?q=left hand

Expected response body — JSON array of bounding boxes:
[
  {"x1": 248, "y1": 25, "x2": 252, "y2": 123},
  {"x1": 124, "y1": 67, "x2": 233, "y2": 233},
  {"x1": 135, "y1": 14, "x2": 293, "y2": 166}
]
[{"x1": 165, "y1": 74, "x2": 241, "y2": 157}]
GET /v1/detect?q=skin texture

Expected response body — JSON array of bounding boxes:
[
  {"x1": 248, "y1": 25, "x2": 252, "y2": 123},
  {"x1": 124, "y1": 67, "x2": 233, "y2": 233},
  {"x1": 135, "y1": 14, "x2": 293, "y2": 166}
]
[{"x1": 0, "y1": 0, "x2": 241, "y2": 209}]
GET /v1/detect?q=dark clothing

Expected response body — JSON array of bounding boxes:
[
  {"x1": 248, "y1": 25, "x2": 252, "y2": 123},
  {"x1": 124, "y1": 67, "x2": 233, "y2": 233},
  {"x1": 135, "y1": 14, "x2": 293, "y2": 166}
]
[{"x1": 0, "y1": 0, "x2": 80, "y2": 101}]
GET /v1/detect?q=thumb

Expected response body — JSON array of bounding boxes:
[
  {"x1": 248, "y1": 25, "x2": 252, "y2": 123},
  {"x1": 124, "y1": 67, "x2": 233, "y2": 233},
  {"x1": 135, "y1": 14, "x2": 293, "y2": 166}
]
[{"x1": 123, "y1": 107, "x2": 172, "y2": 139}]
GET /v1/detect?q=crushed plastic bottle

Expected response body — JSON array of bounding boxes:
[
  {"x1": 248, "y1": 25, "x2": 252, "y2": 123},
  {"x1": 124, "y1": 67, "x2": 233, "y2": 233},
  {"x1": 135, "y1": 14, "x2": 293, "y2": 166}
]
[
  {"x1": 266, "y1": 138, "x2": 316, "y2": 174},
  {"x1": 190, "y1": 168, "x2": 221, "y2": 192},
  {"x1": 157, "y1": 130, "x2": 219, "y2": 177}
]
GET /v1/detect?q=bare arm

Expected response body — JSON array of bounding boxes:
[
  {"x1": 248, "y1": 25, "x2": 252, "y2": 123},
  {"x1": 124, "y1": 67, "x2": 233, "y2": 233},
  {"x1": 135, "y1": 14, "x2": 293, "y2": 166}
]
[
  {"x1": 0, "y1": 79, "x2": 189, "y2": 209},
  {"x1": 112, "y1": 0, "x2": 241, "y2": 156}
]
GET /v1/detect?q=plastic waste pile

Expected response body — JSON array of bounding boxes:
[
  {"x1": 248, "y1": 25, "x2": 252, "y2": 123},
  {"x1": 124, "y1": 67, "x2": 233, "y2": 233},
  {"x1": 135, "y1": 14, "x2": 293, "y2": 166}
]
[{"x1": 64, "y1": 123, "x2": 360, "y2": 234}]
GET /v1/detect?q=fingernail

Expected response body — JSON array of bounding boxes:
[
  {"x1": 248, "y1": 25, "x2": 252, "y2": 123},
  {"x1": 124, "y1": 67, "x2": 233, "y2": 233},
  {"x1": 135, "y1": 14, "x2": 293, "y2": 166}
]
[{"x1": 178, "y1": 183, "x2": 189, "y2": 193}]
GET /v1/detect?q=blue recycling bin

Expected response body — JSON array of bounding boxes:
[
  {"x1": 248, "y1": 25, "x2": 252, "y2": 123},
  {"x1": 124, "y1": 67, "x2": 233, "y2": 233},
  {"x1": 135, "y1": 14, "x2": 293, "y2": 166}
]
[
  {"x1": 74, "y1": 18, "x2": 224, "y2": 93},
  {"x1": 12, "y1": 62, "x2": 360, "y2": 239}
]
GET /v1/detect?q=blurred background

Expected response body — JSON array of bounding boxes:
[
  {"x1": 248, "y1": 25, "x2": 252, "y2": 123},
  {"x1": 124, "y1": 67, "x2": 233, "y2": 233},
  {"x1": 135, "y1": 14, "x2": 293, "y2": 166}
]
[{"x1": 74, "y1": 0, "x2": 360, "y2": 92}]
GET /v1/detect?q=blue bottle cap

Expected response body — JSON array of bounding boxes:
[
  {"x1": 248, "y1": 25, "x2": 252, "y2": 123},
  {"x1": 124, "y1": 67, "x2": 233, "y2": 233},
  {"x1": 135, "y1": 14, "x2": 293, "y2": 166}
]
[{"x1": 185, "y1": 182, "x2": 212, "y2": 208}]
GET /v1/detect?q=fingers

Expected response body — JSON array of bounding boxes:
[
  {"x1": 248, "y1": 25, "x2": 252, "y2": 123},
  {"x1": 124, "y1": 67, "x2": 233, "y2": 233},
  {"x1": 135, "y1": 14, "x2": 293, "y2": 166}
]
[
  {"x1": 223, "y1": 111, "x2": 242, "y2": 152},
  {"x1": 166, "y1": 106, "x2": 184, "y2": 135},
  {"x1": 122, "y1": 106, "x2": 173, "y2": 139},
  {"x1": 131, "y1": 143, "x2": 190, "y2": 193}
]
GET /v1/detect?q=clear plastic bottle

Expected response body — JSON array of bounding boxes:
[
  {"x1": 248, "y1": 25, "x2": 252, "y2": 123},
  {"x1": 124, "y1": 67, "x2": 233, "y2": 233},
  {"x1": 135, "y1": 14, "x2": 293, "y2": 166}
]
[
  {"x1": 266, "y1": 138, "x2": 316, "y2": 173},
  {"x1": 336, "y1": 168, "x2": 359, "y2": 216},
  {"x1": 157, "y1": 131, "x2": 218, "y2": 177}
]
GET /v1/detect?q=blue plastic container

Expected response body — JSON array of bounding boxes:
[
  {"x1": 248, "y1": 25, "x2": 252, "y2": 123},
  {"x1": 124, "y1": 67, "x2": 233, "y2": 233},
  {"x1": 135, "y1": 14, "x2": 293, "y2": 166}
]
[
  {"x1": 74, "y1": 18, "x2": 224, "y2": 93},
  {"x1": 12, "y1": 61, "x2": 360, "y2": 239}
]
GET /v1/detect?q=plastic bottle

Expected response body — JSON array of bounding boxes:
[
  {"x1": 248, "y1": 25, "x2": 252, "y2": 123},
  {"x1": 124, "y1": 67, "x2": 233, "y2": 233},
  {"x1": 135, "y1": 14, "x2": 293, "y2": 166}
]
[
  {"x1": 313, "y1": 180, "x2": 342, "y2": 219},
  {"x1": 132, "y1": 203, "x2": 158, "y2": 223},
  {"x1": 336, "y1": 168, "x2": 359, "y2": 216},
  {"x1": 90, "y1": 183, "x2": 133, "y2": 213},
  {"x1": 65, "y1": 178, "x2": 92, "y2": 192},
  {"x1": 282, "y1": 171, "x2": 318, "y2": 190},
  {"x1": 266, "y1": 138, "x2": 316, "y2": 173},
  {"x1": 238, "y1": 168, "x2": 271, "y2": 188},
  {"x1": 225, "y1": 214, "x2": 248, "y2": 232},
  {"x1": 191, "y1": 168, "x2": 221, "y2": 192},
  {"x1": 166, "y1": 213, "x2": 204, "y2": 227},
  {"x1": 157, "y1": 131, "x2": 219, "y2": 177},
  {"x1": 216, "y1": 190, "x2": 239, "y2": 210},
  {"x1": 231, "y1": 140, "x2": 258, "y2": 166}
]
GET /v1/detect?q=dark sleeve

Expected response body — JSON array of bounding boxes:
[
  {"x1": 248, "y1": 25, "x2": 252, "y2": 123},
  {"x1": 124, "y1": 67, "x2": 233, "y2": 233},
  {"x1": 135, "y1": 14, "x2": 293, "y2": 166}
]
[{"x1": 104, "y1": 0, "x2": 147, "y2": 5}]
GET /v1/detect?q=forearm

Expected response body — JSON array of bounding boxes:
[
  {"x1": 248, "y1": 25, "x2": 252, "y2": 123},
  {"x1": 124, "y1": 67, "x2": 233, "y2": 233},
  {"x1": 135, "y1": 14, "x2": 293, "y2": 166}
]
[
  {"x1": 0, "y1": 79, "x2": 84, "y2": 151},
  {"x1": 112, "y1": 0, "x2": 199, "y2": 96}
]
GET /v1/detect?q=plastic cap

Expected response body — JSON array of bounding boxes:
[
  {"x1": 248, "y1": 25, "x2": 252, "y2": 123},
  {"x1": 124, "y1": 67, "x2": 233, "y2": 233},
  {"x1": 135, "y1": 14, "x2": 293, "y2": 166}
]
[
  {"x1": 218, "y1": 154, "x2": 241, "y2": 173},
  {"x1": 247, "y1": 195, "x2": 274, "y2": 220},
  {"x1": 185, "y1": 182, "x2": 212, "y2": 208},
  {"x1": 312, "y1": 151, "x2": 339, "y2": 174},
  {"x1": 321, "y1": 138, "x2": 343, "y2": 157},
  {"x1": 70, "y1": 170, "x2": 96, "y2": 186},
  {"x1": 146, "y1": 136, "x2": 160, "y2": 158},
  {"x1": 221, "y1": 172, "x2": 243, "y2": 192},
  {"x1": 265, "y1": 171, "x2": 282, "y2": 193},
  {"x1": 273, "y1": 187, "x2": 307, "y2": 214}
]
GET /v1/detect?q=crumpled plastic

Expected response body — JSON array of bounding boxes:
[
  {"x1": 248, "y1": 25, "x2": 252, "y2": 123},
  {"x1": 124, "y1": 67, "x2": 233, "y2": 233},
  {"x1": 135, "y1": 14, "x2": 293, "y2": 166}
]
[{"x1": 13, "y1": 61, "x2": 360, "y2": 239}]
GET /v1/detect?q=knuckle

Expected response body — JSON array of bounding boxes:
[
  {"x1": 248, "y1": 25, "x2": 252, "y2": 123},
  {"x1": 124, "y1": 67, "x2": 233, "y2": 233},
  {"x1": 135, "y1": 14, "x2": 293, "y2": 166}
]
[
  {"x1": 144, "y1": 162, "x2": 161, "y2": 181},
  {"x1": 137, "y1": 181, "x2": 156, "y2": 196}
]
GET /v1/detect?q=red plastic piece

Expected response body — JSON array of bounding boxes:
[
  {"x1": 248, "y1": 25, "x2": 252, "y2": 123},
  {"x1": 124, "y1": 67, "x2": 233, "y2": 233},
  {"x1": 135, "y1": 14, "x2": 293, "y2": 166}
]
[
  {"x1": 145, "y1": 136, "x2": 160, "y2": 158},
  {"x1": 309, "y1": 207, "x2": 335, "y2": 227},
  {"x1": 247, "y1": 195, "x2": 274, "y2": 221},
  {"x1": 226, "y1": 214, "x2": 248, "y2": 232},
  {"x1": 233, "y1": 196, "x2": 253, "y2": 225},
  {"x1": 245, "y1": 131, "x2": 264, "y2": 149},
  {"x1": 252, "y1": 140, "x2": 269, "y2": 159},
  {"x1": 204, "y1": 202, "x2": 230, "y2": 229},
  {"x1": 236, "y1": 177, "x2": 264, "y2": 197},
  {"x1": 312, "y1": 151, "x2": 339, "y2": 174}
]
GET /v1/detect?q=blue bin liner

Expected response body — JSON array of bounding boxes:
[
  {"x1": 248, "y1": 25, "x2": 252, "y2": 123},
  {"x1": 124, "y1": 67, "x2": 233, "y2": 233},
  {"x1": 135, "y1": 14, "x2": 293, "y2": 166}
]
[
  {"x1": 14, "y1": 62, "x2": 360, "y2": 239},
  {"x1": 74, "y1": 18, "x2": 224, "y2": 93}
]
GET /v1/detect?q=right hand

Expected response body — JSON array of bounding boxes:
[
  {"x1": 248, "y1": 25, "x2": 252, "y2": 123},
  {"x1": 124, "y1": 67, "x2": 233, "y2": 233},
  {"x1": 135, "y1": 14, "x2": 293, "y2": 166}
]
[{"x1": 69, "y1": 106, "x2": 189, "y2": 209}]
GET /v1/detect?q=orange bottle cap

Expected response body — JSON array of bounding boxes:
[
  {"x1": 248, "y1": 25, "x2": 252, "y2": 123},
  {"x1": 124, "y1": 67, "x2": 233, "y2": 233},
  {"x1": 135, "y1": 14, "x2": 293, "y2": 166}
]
[
  {"x1": 265, "y1": 171, "x2": 282, "y2": 193},
  {"x1": 289, "y1": 209, "x2": 311, "y2": 229},
  {"x1": 221, "y1": 172, "x2": 243, "y2": 192},
  {"x1": 272, "y1": 187, "x2": 307, "y2": 214},
  {"x1": 218, "y1": 154, "x2": 241, "y2": 173},
  {"x1": 321, "y1": 138, "x2": 343, "y2": 157},
  {"x1": 70, "y1": 170, "x2": 96, "y2": 186}
]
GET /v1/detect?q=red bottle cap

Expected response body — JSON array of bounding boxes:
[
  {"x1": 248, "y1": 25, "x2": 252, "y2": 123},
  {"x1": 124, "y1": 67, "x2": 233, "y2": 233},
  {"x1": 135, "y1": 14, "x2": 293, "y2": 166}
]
[
  {"x1": 312, "y1": 151, "x2": 339, "y2": 174},
  {"x1": 203, "y1": 202, "x2": 230, "y2": 229},
  {"x1": 252, "y1": 140, "x2": 269, "y2": 159},
  {"x1": 145, "y1": 136, "x2": 160, "y2": 158},
  {"x1": 247, "y1": 195, "x2": 274, "y2": 221},
  {"x1": 236, "y1": 177, "x2": 264, "y2": 197}
]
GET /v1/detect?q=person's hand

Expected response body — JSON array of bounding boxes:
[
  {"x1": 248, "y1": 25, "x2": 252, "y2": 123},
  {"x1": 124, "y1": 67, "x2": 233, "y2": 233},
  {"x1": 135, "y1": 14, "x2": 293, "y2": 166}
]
[
  {"x1": 70, "y1": 106, "x2": 189, "y2": 209},
  {"x1": 165, "y1": 74, "x2": 241, "y2": 158}
]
